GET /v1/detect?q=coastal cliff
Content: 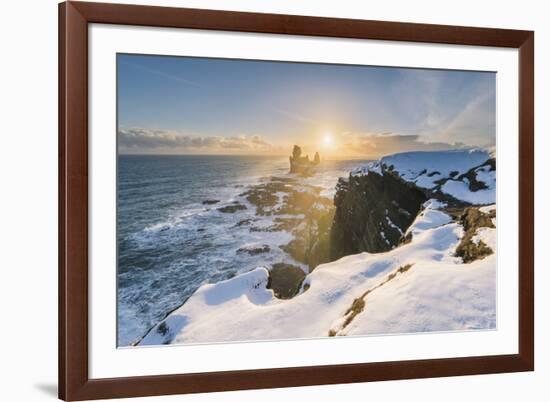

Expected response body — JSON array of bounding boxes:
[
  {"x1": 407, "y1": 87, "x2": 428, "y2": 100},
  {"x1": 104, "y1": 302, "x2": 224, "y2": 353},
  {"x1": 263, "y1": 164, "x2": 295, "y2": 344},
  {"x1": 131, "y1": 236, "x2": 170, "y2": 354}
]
[
  {"x1": 138, "y1": 149, "x2": 498, "y2": 346},
  {"x1": 330, "y1": 149, "x2": 496, "y2": 259},
  {"x1": 330, "y1": 171, "x2": 426, "y2": 259}
]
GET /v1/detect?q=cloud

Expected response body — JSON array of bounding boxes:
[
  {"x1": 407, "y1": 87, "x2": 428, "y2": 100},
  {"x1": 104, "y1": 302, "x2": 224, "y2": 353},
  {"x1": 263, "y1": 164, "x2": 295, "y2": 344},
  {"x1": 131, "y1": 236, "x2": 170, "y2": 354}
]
[
  {"x1": 438, "y1": 92, "x2": 496, "y2": 147},
  {"x1": 338, "y1": 132, "x2": 468, "y2": 158},
  {"x1": 118, "y1": 128, "x2": 274, "y2": 153},
  {"x1": 381, "y1": 69, "x2": 496, "y2": 148}
]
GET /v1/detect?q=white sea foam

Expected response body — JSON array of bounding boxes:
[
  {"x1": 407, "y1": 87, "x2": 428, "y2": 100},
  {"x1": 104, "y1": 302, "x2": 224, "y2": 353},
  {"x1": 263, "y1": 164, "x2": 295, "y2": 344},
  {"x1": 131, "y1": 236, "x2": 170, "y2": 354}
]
[{"x1": 118, "y1": 157, "x2": 358, "y2": 345}]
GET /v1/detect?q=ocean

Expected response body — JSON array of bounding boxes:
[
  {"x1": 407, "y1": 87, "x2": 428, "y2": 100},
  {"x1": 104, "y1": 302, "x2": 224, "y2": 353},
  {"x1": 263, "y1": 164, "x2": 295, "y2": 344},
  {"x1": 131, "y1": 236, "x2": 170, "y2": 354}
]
[{"x1": 117, "y1": 154, "x2": 368, "y2": 346}]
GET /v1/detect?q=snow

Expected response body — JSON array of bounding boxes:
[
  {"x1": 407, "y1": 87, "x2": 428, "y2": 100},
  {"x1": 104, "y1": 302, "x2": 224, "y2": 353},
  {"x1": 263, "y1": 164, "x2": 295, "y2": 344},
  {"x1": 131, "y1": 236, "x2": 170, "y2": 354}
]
[
  {"x1": 475, "y1": 165, "x2": 496, "y2": 187},
  {"x1": 342, "y1": 252, "x2": 496, "y2": 335},
  {"x1": 472, "y1": 226, "x2": 496, "y2": 250},
  {"x1": 139, "y1": 268, "x2": 274, "y2": 345},
  {"x1": 405, "y1": 201, "x2": 452, "y2": 238},
  {"x1": 351, "y1": 161, "x2": 383, "y2": 176},
  {"x1": 353, "y1": 149, "x2": 495, "y2": 205},
  {"x1": 136, "y1": 152, "x2": 497, "y2": 346},
  {"x1": 423, "y1": 199, "x2": 447, "y2": 209},
  {"x1": 380, "y1": 149, "x2": 490, "y2": 189},
  {"x1": 139, "y1": 202, "x2": 496, "y2": 345},
  {"x1": 440, "y1": 180, "x2": 495, "y2": 204},
  {"x1": 343, "y1": 214, "x2": 496, "y2": 335},
  {"x1": 479, "y1": 204, "x2": 496, "y2": 214}
]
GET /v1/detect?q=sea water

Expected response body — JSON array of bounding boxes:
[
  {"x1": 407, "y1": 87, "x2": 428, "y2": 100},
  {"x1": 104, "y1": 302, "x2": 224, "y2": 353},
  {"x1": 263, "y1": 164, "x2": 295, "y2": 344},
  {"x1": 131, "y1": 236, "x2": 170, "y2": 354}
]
[{"x1": 117, "y1": 155, "x2": 367, "y2": 346}]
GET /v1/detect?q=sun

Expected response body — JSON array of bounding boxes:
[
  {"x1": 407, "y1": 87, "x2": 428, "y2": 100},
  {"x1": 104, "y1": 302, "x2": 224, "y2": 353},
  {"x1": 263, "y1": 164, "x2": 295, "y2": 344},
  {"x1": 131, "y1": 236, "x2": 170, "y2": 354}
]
[{"x1": 322, "y1": 133, "x2": 333, "y2": 147}]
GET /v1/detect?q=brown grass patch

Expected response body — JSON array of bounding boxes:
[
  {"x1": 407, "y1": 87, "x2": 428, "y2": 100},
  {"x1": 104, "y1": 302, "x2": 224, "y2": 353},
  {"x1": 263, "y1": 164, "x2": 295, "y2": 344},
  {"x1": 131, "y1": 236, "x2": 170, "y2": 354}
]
[
  {"x1": 455, "y1": 207, "x2": 495, "y2": 263},
  {"x1": 330, "y1": 263, "x2": 414, "y2": 336}
]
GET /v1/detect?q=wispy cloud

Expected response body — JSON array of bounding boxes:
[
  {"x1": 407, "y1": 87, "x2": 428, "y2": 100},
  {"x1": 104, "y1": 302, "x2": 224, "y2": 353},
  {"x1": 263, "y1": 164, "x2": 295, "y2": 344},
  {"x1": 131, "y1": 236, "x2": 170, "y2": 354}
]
[
  {"x1": 437, "y1": 91, "x2": 496, "y2": 147},
  {"x1": 382, "y1": 69, "x2": 496, "y2": 148}
]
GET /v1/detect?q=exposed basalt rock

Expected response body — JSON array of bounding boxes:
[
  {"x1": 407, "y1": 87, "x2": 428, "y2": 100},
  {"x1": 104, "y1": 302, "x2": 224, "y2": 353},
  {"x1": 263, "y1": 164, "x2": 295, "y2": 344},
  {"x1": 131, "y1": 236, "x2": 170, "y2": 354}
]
[
  {"x1": 202, "y1": 199, "x2": 220, "y2": 205},
  {"x1": 289, "y1": 145, "x2": 320, "y2": 175},
  {"x1": 234, "y1": 218, "x2": 256, "y2": 227},
  {"x1": 267, "y1": 263, "x2": 306, "y2": 299},
  {"x1": 218, "y1": 203, "x2": 247, "y2": 213},
  {"x1": 419, "y1": 158, "x2": 496, "y2": 197},
  {"x1": 456, "y1": 158, "x2": 495, "y2": 192},
  {"x1": 330, "y1": 172, "x2": 427, "y2": 259},
  {"x1": 276, "y1": 194, "x2": 334, "y2": 272},
  {"x1": 305, "y1": 208, "x2": 334, "y2": 271},
  {"x1": 237, "y1": 244, "x2": 271, "y2": 255},
  {"x1": 242, "y1": 175, "x2": 334, "y2": 271}
]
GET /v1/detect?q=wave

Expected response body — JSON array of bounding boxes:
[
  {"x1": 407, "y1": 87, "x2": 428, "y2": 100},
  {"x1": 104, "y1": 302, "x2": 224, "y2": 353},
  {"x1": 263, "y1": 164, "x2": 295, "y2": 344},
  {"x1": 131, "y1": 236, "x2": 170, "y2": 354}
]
[{"x1": 117, "y1": 163, "x2": 360, "y2": 346}]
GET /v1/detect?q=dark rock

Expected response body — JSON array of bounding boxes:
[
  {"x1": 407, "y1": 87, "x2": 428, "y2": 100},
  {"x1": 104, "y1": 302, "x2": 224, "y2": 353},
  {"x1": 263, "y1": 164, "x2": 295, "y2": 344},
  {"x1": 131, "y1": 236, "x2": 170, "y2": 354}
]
[
  {"x1": 289, "y1": 145, "x2": 320, "y2": 175},
  {"x1": 240, "y1": 178, "x2": 291, "y2": 215},
  {"x1": 267, "y1": 263, "x2": 306, "y2": 299},
  {"x1": 456, "y1": 158, "x2": 495, "y2": 192},
  {"x1": 280, "y1": 238, "x2": 308, "y2": 264},
  {"x1": 237, "y1": 244, "x2": 271, "y2": 255},
  {"x1": 234, "y1": 218, "x2": 255, "y2": 227},
  {"x1": 202, "y1": 199, "x2": 220, "y2": 205},
  {"x1": 313, "y1": 152, "x2": 321, "y2": 164},
  {"x1": 330, "y1": 172, "x2": 427, "y2": 259},
  {"x1": 156, "y1": 322, "x2": 169, "y2": 336},
  {"x1": 251, "y1": 217, "x2": 302, "y2": 233},
  {"x1": 239, "y1": 175, "x2": 334, "y2": 271},
  {"x1": 218, "y1": 203, "x2": 247, "y2": 213},
  {"x1": 280, "y1": 206, "x2": 335, "y2": 272},
  {"x1": 278, "y1": 190, "x2": 319, "y2": 215},
  {"x1": 425, "y1": 159, "x2": 495, "y2": 196}
]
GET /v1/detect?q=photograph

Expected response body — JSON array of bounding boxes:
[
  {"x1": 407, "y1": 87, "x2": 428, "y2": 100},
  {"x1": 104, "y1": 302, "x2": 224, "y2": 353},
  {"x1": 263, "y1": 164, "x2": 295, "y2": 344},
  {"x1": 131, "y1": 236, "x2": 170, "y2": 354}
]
[
  {"x1": 116, "y1": 54, "x2": 497, "y2": 347},
  {"x1": 2, "y1": 0, "x2": 544, "y2": 400}
]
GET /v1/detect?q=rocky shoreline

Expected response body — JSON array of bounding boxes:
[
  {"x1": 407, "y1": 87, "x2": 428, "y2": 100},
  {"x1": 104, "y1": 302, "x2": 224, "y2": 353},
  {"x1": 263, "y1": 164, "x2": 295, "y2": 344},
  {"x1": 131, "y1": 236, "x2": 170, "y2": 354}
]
[
  {"x1": 136, "y1": 149, "x2": 498, "y2": 346},
  {"x1": 236, "y1": 150, "x2": 497, "y2": 302},
  {"x1": 237, "y1": 175, "x2": 334, "y2": 297}
]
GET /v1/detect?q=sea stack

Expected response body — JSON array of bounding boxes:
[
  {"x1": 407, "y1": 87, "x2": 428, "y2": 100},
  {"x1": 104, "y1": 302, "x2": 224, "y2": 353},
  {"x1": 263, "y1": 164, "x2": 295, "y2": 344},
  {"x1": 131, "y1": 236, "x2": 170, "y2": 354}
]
[{"x1": 289, "y1": 145, "x2": 320, "y2": 175}]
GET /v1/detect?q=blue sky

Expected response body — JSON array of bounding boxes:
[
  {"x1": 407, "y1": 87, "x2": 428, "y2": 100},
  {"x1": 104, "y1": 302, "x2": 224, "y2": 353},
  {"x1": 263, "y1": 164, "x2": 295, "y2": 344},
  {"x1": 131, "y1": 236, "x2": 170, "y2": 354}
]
[{"x1": 117, "y1": 53, "x2": 496, "y2": 157}]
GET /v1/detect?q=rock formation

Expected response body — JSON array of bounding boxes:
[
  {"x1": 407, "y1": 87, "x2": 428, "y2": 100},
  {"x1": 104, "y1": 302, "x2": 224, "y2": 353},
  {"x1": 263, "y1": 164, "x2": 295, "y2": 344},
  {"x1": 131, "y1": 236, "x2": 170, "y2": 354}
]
[
  {"x1": 330, "y1": 172, "x2": 426, "y2": 259},
  {"x1": 329, "y1": 151, "x2": 495, "y2": 260},
  {"x1": 289, "y1": 145, "x2": 320, "y2": 175}
]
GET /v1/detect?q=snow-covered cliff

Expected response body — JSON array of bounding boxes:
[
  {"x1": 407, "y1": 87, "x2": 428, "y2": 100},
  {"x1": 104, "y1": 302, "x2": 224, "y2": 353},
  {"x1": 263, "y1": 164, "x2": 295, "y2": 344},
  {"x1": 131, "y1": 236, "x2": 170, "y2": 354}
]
[{"x1": 138, "y1": 149, "x2": 497, "y2": 346}]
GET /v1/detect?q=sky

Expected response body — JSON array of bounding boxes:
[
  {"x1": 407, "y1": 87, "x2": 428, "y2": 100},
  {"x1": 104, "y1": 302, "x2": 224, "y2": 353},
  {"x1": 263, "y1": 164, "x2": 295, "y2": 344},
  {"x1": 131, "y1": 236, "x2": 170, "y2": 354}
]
[{"x1": 117, "y1": 53, "x2": 496, "y2": 159}]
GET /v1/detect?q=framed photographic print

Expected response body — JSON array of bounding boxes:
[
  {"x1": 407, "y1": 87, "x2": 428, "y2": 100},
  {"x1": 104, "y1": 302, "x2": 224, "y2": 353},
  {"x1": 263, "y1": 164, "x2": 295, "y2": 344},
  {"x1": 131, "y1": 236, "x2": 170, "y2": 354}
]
[{"x1": 59, "y1": 1, "x2": 534, "y2": 400}]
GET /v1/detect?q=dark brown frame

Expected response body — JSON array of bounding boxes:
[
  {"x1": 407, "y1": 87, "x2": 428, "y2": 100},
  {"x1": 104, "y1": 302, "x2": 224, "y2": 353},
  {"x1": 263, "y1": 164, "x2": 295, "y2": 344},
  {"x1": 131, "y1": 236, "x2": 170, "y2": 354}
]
[{"x1": 59, "y1": 1, "x2": 534, "y2": 400}]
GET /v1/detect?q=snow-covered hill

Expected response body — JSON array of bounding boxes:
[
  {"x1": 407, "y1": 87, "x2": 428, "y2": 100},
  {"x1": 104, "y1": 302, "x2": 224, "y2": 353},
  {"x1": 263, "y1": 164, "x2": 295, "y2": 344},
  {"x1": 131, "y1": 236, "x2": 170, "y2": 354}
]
[
  {"x1": 138, "y1": 149, "x2": 497, "y2": 346},
  {"x1": 354, "y1": 148, "x2": 495, "y2": 204}
]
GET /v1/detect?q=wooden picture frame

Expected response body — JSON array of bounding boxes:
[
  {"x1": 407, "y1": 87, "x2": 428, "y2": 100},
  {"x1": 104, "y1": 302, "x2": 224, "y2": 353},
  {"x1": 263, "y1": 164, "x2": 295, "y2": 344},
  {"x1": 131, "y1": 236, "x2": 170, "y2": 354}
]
[{"x1": 59, "y1": 1, "x2": 534, "y2": 400}]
